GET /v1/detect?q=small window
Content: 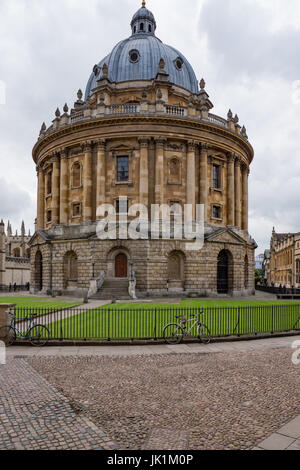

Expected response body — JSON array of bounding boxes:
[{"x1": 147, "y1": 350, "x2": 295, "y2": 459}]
[
  {"x1": 140, "y1": 22, "x2": 144, "y2": 31},
  {"x1": 175, "y1": 57, "x2": 183, "y2": 70},
  {"x1": 129, "y1": 49, "x2": 140, "y2": 63},
  {"x1": 116, "y1": 198, "x2": 129, "y2": 214},
  {"x1": 72, "y1": 203, "x2": 81, "y2": 218},
  {"x1": 47, "y1": 171, "x2": 52, "y2": 195},
  {"x1": 212, "y1": 206, "x2": 221, "y2": 220},
  {"x1": 46, "y1": 210, "x2": 52, "y2": 223},
  {"x1": 212, "y1": 165, "x2": 221, "y2": 189},
  {"x1": 148, "y1": 25, "x2": 152, "y2": 32},
  {"x1": 117, "y1": 156, "x2": 129, "y2": 182},
  {"x1": 134, "y1": 26, "x2": 136, "y2": 33}
]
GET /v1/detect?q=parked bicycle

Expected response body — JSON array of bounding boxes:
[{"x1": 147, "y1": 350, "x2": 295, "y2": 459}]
[
  {"x1": 0, "y1": 310, "x2": 50, "y2": 347},
  {"x1": 163, "y1": 312, "x2": 211, "y2": 345}
]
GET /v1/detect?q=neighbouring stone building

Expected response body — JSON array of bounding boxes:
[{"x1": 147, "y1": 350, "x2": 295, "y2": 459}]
[
  {"x1": 29, "y1": 2, "x2": 256, "y2": 298},
  {"x1": 0, "y1": 220, "x2": 31, "y2": 289},
  {"x1": 267, "y1": 228, "x2": 300, "y2": 288}
]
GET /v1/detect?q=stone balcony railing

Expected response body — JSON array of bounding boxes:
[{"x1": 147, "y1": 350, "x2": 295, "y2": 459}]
[{"x1": 42, "y1": 103, "x2": 248, "y2": 141}]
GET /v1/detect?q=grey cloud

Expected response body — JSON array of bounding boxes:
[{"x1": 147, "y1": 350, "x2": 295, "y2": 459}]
[{"x1": 198, "y1": 0, "x2": 300, "y2": 81}]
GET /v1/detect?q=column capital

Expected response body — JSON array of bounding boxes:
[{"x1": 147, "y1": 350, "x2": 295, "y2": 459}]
[
  {"x1": 234, "y1": 156, "x2": 242, "y2": 168},
  {"x1": 155, "y1": 137, "x2": 167, "y2": 149},
  {"x1": 138, "y1": 137, "x2": 150, "y2": 148},
  {"x1": 187, "y1": 140, "x2": 197, "y2": 152},
  {"x1": 227, "y1": 152, "x2": 235, "y2": 163},
  {"x1": 200, "y1": 142, "x2": 211, "y2": 152},
  {"x1": 96, "y1": 139, "x2": 106, "y2": 150},
  {"x1": 81, "y1": 141, "x2": 93, "y2": 153},
  {"x1": 58, "y1": 147, "x2": 68, "y2": 159}
]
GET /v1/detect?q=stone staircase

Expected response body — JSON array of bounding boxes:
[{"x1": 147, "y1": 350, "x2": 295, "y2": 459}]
[{"x1": 89, "y1": 278, "x2": 131, "y2": 301}]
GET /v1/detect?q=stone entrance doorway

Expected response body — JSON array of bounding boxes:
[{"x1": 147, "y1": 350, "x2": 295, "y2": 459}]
[
  {"x1": 217, "y1": 250, "x2": 233, "y2": 294},
  {"x1": 115, "y1": 253, "x2": 128, "y2": 278},
  {"x1": 35, "y1": 251, "x2": 43, "y2": 291}
]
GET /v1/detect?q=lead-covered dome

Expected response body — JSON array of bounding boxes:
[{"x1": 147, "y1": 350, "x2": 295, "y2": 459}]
[{"x1": 85, "y1": 3, "x2": 199, "y2": 99}]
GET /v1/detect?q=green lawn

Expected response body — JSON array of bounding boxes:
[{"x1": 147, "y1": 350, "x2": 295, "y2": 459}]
[
  {"x1": 0, "y1": 297, "x2": 82, "y2": 320},
  {"x1": 46, "y1": 300, "x2": 300, "y2": 341}
]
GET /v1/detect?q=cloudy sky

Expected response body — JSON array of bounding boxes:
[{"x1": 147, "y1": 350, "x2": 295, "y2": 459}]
[{"x1": 0, "y1": 0, "x2": 300, "y2": 251}]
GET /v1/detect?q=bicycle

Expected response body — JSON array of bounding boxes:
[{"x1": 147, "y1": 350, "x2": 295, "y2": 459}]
[
  {"x1": 0, "y1": 310, "x2": 50, "y2": 347},
  {"x1": 163, "y1": 312, "x2": 211, "y2": 345}
]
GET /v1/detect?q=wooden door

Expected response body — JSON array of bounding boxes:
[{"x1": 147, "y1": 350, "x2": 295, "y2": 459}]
[{"x1": 115, "y1": 253, "x2": 128, "y2": 278}]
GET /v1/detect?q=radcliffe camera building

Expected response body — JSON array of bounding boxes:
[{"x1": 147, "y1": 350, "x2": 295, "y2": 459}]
[{"x1": 30, "y1": 2, "x2": 256, "y2": 298}]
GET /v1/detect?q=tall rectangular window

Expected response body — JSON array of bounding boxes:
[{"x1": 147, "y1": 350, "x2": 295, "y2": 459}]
[
  {"x1": 117, "y1": 156, "x2": 129, "y2": 182},
  {"x1": 212, "y1": 165, "x2": 221, "y2": 189}
]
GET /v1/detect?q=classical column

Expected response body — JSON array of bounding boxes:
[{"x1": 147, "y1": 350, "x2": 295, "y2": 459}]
[
  {"x1": 51, "y1": 154, "x2": 60, "y2": 225},
  {"x1": 155, "y1": 138, "x2": 165, "y2": 205},
  {"x1": 199, "y1": 144, "x2": 209, "y2": 220},
  {"x1": 82, "y1": 141, "x2": 93, "y2": 222},
  {"x1": 234, "y1": 157, "x2": 242, "y2": 228},
  {"x1": 96, "y1": 140, "x2": 106, "y2": 216},
  {"x1": 37, "y1": 165, "x2": 45, "y2": 230},
  {"x1": 242, "y1": 165, "x2": 249, "y2": 231},
  {"x1": 139, "y1": 137, "x2": 149, "y2": 208},
  {"x1": 59, "y1": 148, "x2": 69, "y2": 224},
  {"x1": 227, "y1": 153, "x2": 235, "y2": 226},
  {"x1": 187, "y1": 141, "x2": 196, "y2": 219}
]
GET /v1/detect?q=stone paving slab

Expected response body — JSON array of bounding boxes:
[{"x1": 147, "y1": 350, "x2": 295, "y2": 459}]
[
  {"x1": 0, "y1": 358, "x2": 118, "y2": 450},
  {"x1": 6, "y1": 334, "x2": 300, "y2": 358},
  {"x1": 256, "y1": 415, "x2": 300, "y2": 450}
]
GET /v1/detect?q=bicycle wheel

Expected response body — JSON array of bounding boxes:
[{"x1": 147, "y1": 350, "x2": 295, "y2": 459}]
[
  {"x1": 28, "y1": 324, "x2": 50, "y2": 347},
  {"x1": 0, "y1": 325, "x2": 16, "y2": 346},
  {"x1": 197, "y1": 324, "x2": 211, "y2": 344},
  {"x1": 163, "y1": 323, "x2": 184, "y2": 344}
]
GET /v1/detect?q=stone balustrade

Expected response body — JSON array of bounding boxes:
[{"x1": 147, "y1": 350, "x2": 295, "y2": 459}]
[{"x1": 40, "y1": 105, "x2": 248, "y2": 141}]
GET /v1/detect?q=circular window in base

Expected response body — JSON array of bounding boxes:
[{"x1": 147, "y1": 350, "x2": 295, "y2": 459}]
[
  {"x1": 129, "y1": 49, "x2": 140, "y2": 63},
  {"x1": 175, "y1": 57, "x2": 183, "y2": 71}
]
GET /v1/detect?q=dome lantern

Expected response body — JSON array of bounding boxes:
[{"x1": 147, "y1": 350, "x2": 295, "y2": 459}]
[{"x1": 130, "y1": 1, "x2": 157, "y2": 36}]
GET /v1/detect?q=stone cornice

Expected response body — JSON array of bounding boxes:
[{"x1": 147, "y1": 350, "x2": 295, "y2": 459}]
[{"x1": 33, "y1": 115, "x2": 254, "y2": 165}]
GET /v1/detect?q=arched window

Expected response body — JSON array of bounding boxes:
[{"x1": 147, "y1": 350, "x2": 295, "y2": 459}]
[
  {"x1": 168, "y1": 251, "x2": 184, "y2": 281},
  {"x1": 72, "y1": 162, "x2": 81, "y2": 188},
  {"x1": 139, "y1": 22, "x2": 144, "y2": 31},
  {"x1": 64, "y1": 251, "x2": 78, "y2": 288},
  {"x1": 35, "y1": 251, "x2": 43, "y2": 291},
  {"x1": 148, "y1": 25, "x2": 152, "y2": 32}
]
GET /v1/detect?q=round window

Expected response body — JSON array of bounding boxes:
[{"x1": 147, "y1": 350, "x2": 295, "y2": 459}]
[
  {"x1": 93, "y1": 65, "x2": 99, "y2": 77},
  {"x1": 129, "y1": 50, "x2": 140, "y2": 63},
  {"x1": 175, "y1": 57, "x2": 183, "y2": 70}
]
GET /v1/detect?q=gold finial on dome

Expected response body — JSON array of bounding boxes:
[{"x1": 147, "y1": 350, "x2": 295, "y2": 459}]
[{"x1": 142, "y1": 0, "x2": 146, "y2": 7}]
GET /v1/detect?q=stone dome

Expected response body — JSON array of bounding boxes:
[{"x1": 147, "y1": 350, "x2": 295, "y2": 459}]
[{"x1": 85, "y1": 3, "x2": 199, "y2": 99}]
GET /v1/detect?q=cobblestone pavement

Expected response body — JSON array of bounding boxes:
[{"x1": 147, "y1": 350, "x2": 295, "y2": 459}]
[
  {"x1": 27, "y1": 347, "x2": 300, "y2": 450},
  {"x1": 0, "y1": 358, "x2": 118, "y2": 450}
]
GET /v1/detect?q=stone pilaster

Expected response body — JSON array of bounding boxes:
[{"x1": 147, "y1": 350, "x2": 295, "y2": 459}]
[
  {"x1": 96, "y1": 140, "x2": 106, "y2": 216},
  {"x1": 59, "y1": 148, "x2": 69, "y2": 224},
  {"x1": 82, "y1": 141, "x2": 93, "y2": 222},
  {"x1": 187, "y1": 141, "x2": 196, "y2": 219},
  {"x1": 51, "y1": 154, "x2": 60, "y2": 225},
  {"x1": 242, "y1": 165, "x2": 249, "y2": 231},
  {"x1": 227, "y1": 153, "x2": 235, "y2": 226},
  {"x1": 155, "y1": 138, "x2": 165, "y2": 205},
  {"x1": 234, "y1": 157, "x2": 242, "y2": 228},
  {"x1": 199, "y1": 143, "x2": 209, "y2": 220},
  {"x1": 139, "y1": 137, "x2": 149, "y2": 209},
  {"x1": 37, "y1": 165, "x2": 45, "y2": 230}
]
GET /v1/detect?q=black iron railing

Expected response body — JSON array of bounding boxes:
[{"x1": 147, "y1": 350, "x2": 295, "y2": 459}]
[{"x1": 13, "y1": 304, "x2": 300, "y2": 342}]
